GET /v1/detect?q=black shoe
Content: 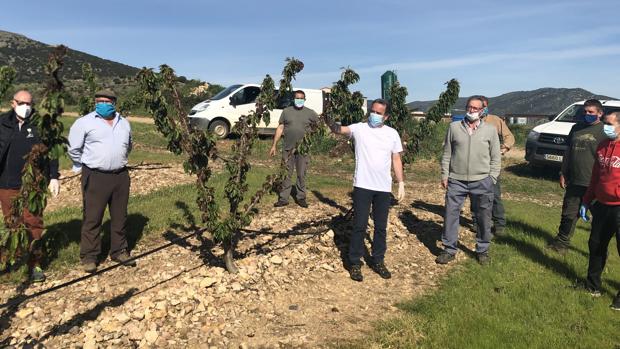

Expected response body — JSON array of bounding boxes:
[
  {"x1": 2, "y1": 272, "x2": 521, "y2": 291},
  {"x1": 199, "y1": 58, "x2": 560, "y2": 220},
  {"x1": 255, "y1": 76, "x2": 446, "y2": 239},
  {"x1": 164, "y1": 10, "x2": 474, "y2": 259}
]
[
  {"x1": 349, "y1": 264, "x2": 363, "y2": 282},
  {"x1": 370, "y1": 262, "x2": 392, "y2": 279},
  {"x1": 435, "y1": 251, "x2": 455, "y2": 264},
  {"x1": 476, "y1": 252, "x2": 490, "y2": 265},
  {"x1": 611, "y1": 292, "x2": 620, "y2": 310},
  {"x1": 30, "y1": 266, "x2": 46, "y2": 283},
  {"x1": 82, "y1": 261, "x2": 97, "y2": 273},
  {"x1": 273, "y1": 200, "x2": 289, "y2": 207},
  {"x1": 493, "y1": 226, "x2": 506, "y2": 237},
  {"x1": 584, "y1": 285, "x2": 602, "y2": 297},
  {"x1": 546, "y1": 240, "x2": 568, "y2": 255},
  {"x1": 296, "y1": 199, "x2": 308, "y2": 208},
  {"x1": 111, "y1": 252, "x2": 137, "y2": 267}
]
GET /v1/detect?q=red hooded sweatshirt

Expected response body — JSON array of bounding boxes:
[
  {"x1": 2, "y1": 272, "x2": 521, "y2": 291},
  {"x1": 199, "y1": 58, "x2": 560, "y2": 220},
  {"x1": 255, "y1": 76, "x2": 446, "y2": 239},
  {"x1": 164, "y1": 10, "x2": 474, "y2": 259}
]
[{"x1": 583, "y1": 139, "x2": 620, "y2": 206}]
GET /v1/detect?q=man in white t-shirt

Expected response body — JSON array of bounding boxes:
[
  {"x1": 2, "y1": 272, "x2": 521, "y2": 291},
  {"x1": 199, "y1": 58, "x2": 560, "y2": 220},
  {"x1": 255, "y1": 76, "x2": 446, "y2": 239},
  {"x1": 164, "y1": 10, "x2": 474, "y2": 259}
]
[{"x1": 327, "y1": 99, "x2": 405, "y2": 282}]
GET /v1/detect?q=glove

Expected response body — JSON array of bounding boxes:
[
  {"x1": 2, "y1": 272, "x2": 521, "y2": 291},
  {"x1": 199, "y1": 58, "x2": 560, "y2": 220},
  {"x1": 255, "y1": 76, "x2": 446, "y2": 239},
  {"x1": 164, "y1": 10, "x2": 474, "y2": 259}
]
[
  {"x1": 48, "y1": 179, "x2": 60, "y2": 197},
  {"x1": 396, "y1": 182, "x2": 405, "y2": 201},
  {"x1": 72, "y1": 164, "x2": 82, "y2": 174},
  {"x1": 579, "y1": 204, "x2": 590, "y2": 222}
]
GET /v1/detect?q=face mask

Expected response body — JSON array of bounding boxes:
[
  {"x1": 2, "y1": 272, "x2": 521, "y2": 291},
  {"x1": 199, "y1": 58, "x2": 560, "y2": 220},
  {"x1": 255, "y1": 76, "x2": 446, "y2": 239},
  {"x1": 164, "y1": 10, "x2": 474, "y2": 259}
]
[
  {"x1": 465, "y1": 112, "x2": 480, "y2": 122},
  {"x1": 15, "y1": 104, "x2": 32, "y2": 119},
  {"x1": 96, "y1": 102, "x2": 116, "y2": 119},
  {"x1": 481, "y1": 107, "x2": 489, "y2": 118},
  {"x1": 368, "y1": 112, "x2": 384, "y2": 127},
  {"x1": 584, "y1": 114, "x2": 598, "y2": 124},
  {"x1": 604, "y1": 124, "x2": 617, "y2": 139},
  {"x1": 293, "y1": 98, "x2": 305, "y2": 108}
]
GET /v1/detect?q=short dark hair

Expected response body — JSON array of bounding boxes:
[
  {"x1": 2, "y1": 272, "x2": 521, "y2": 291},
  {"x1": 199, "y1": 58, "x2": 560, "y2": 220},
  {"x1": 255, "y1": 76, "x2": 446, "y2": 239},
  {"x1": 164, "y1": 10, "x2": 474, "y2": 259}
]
[
  {"x1": 294, "y1": 90, "x2": 305, "y2": 98},
  {"x1": 584, "y1": 99, "x2": 603, "y2": 113},
  {"x1": 466, "y1": 96, "x2": 484, "y2": 108},
  {"x1": 478, "y1": 95, "x2": 489, "y2": 105},
  {"x1": 371, "y1": 98, "x2": 389, "y2": 114}
]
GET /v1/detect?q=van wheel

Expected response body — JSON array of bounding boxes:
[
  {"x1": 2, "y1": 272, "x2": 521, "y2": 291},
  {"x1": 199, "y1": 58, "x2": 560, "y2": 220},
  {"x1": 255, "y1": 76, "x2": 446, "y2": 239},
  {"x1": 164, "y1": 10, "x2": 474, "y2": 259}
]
[{"x1": 209, "y1": 120, "x2": 230, "y2": 139}]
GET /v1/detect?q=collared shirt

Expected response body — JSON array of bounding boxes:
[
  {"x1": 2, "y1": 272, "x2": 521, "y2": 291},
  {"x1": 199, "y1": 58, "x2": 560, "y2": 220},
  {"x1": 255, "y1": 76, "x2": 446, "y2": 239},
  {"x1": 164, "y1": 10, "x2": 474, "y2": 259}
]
[
  {"x1": 463, "y1": 119, "x2": 481, "y2": 135},
  {"x1": 68, "y1": 111, "x2": 132, "y2": 172}
]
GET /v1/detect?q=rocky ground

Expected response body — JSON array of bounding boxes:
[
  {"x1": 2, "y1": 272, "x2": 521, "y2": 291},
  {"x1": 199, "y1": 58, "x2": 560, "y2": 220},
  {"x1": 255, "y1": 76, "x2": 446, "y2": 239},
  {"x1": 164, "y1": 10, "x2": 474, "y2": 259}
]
[{"x1": 0, "y1": 175, "x2": 481, "y2": 348}]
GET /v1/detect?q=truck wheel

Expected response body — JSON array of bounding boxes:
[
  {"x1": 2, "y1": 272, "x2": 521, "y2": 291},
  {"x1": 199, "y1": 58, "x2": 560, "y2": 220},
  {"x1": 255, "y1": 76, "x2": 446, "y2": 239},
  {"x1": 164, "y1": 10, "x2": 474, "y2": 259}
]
[{"x1": 209, "y1": 120, "x2": 230, "y2": 139}]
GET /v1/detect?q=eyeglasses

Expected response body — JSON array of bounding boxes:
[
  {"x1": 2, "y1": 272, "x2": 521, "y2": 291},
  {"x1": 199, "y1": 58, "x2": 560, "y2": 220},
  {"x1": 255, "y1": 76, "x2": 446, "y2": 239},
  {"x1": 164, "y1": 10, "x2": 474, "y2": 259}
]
[
  {"x1": 14, "y1": 99, "x2": 32, "y2": 106},
  {"x1": 466, "y1": 105, "x2": 483, "y2": 111},
  {"x1": 95, "y1": 99, "x2": 114, "y2": 105}
]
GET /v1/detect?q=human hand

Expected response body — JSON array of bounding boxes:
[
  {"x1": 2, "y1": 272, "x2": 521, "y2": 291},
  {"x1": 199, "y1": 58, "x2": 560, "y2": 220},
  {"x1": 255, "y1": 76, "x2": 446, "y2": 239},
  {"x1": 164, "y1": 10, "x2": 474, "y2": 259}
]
[
  {"x1": 396, "y1": 182, "x2": 405, "y2": 201},
  {"x1": 269, "y1": 146, "x2": 276, "y2": 157},
  {"x1": 48, "y1": 179, "x2": 60, "y2": 197},
  {"x1": 579, "y1": 204, "x2": 590, "y2": 222},
  {"x1": 441, "y1": 179, "x2": 448, "y2": 189},
  {"x1": 559, "y1": 175, "x2": 566, "y2": 189}
]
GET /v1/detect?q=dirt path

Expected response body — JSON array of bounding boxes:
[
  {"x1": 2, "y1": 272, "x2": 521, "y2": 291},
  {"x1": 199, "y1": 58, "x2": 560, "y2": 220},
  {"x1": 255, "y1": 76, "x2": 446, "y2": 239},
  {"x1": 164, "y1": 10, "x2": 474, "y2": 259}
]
[{"x1": 0, "y1": 179, "x2": 484, "y2": 348}]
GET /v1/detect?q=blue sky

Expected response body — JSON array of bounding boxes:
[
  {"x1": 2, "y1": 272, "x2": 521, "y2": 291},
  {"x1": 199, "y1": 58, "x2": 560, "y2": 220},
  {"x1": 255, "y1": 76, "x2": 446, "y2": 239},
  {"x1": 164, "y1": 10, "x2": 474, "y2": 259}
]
[{"x1": 2, "y1": 0, "x2": 619, "y2": 101}]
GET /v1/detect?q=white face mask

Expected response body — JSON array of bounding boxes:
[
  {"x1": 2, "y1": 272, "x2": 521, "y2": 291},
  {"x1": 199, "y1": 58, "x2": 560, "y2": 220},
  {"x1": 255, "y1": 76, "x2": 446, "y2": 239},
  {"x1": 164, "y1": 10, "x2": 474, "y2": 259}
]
[
  {"x1": 465, "y1": 111, "x2": 480, "y2": 122},
  {"x1": 15, "y1": 104, "x2": 32, "y2": 119}
]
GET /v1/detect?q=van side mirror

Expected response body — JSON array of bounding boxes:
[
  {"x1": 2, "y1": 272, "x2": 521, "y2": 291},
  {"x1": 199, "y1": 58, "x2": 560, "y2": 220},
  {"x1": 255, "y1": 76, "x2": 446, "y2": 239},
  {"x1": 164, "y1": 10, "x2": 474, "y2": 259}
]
[{"x1": 548, "y1": 115, "x2": 554, "y2": 121}]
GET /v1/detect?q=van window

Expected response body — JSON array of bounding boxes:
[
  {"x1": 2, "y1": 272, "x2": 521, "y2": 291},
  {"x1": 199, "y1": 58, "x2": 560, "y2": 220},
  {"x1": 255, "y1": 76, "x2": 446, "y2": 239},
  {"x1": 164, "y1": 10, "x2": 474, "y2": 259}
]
[
  {"x1": 230, "y1": 86, "x2": 261, "y2": 105},
  {"x1": 276, "y1": 91, "x2": 293, "y2": 109},
  {"x1": 557, "y1": 104, "x2": 620, "y2": 122},
  {"x1": 211, "y1": 84, "x2": 242, "y2": 100}
]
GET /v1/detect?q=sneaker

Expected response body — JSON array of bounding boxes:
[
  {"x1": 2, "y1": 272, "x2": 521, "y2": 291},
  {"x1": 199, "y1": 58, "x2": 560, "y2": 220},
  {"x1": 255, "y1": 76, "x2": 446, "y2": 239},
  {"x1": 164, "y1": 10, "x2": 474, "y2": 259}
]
[
  {"x1": 30, "y1": 266, "x2": 46, "y2": 283},
  {"x1": 546, "y1": 240, "x2": 568, "y2": 255},
  {"x1": 273, "y1": 200, "x2": 289, "y2": 208},
  {"x1": 611, "y1": 292, "x2": 620, "y2": 310},
  {"x1": 370, "y1": 262, "x2": 392, "y2": 279},
  {"x1": 585, "y1": 285, "x2": 602, "y2": 297},
  {"x1": 349, "y1": 264, "x2": 363, "y2": 282},
  {"x1": 111, "y1": 252, "x2": 137, "y2": 267},
  {"x1": 82, "y1": 261, "x2": 97, "y2": 273},
  {"x1": 476, "y1": 252, "x2": 490, "y2": 265},
  {"x1": 435, "y1": 251, "x2": 455, "y2": 264},
  {"x1": 296, "y1": 199, "x2": 309, "y2": 208}
]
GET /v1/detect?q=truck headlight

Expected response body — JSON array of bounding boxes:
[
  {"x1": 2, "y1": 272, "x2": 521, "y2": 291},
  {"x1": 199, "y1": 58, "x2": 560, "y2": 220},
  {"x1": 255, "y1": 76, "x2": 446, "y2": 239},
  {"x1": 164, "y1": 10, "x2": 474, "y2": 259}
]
[{"x1": 527, "y1": 130, "x2": 540, "y2": 141}]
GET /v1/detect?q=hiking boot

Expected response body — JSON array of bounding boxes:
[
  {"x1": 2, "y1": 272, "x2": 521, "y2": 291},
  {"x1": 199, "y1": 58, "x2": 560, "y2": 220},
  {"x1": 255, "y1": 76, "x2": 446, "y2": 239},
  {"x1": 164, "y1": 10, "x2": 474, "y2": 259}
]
[
  {"x1": 30, "y1": 266, "x2": 46, "y2": 283},
  {"x1": 435, "y1": 251, "x2": 455, "y2": 264},
  {"x1": 349, "y1": 264, "x2": 363, "y2": 282},
  {"x1": 546, "y1": 240, "x2": 568, "y2": 255},
  {"x1": 476, "y1": 252, "x2": 490, "y2": 265},
  {"x1": 370, "y1": 262, "x2": 392, "y2": 279},
  {"x1": 111, "y1": 252, "x2": 137, "y2": 267},
  {"x1": 611, "y1": 292, "x2": 620, "y2": 310},
  {"x1": 296, "y1": 199, "x2": 309, "y2": 208},
  {"x1": 82, "y1": 261, "x2": 97, "y2": 273},
  {"x1": 273, "y1": 200, "x2": 289, "y2": 208}
]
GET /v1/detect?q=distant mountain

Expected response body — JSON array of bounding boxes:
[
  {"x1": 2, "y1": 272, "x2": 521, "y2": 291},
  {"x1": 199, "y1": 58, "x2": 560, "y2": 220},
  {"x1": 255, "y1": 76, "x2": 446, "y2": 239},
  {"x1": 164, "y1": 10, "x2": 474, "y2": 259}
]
[
  {"x1": 0, "y1": 30, "x2": 139, "y2": 83},
  {"x1": 407, "y1": 88, "x2": 617, "y2": 115}
]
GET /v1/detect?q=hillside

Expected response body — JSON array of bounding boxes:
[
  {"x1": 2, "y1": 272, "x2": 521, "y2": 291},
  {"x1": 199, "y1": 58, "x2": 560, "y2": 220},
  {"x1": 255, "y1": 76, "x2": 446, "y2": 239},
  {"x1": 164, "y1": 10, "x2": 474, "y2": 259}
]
[
  {"x1": 0, "y1": 30, "x2": 139, "y2": 83},
  {"x1": 407, "y1": 88, "x2": 617, "y2": 115}
]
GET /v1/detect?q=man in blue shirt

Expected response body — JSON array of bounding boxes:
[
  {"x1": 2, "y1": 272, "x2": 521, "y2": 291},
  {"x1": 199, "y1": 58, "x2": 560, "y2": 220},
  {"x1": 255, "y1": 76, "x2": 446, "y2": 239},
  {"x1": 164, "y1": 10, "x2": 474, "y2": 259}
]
[{"x1": 68, "y1": 89, "x2": 133, "y2": 273}]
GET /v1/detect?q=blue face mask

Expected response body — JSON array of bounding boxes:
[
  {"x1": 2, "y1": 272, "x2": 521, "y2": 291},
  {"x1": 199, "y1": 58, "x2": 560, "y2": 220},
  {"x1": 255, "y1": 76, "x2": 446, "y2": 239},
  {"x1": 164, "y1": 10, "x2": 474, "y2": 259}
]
[
  {"x1": 368, "y1": 112, "x2": 384, "y2": 128},
  {"x1": 481, "y1": 107, "x2": 489, "y2": 117},
  {"x1": 584, "y1": 114, "x2": 598, "y2": 124},
  {"x1": 294, "y1": 98, "x2": 304, "y2": 108},
  {"x1": 96, "y1": 102, "x2": 116, "y2": 119},
  {"x1": 604, "y1": 124, "x2": 617, "y2": 139}
]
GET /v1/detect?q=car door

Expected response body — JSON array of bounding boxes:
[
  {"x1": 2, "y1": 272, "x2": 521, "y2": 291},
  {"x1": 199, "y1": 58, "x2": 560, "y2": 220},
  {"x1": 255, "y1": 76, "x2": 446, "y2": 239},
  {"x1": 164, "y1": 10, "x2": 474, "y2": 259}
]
[{"x1": 228, "y1": 86, "x2": 261, "y2": 126}]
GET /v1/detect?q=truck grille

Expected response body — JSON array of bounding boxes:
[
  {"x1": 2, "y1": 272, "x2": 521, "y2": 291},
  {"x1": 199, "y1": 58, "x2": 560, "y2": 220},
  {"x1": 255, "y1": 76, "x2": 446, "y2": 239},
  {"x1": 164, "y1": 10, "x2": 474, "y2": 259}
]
[
  {"x1": 535, "y1": 147, "x2": 564, "y2": 156},
  {"x1": 538, "y1": 133, "x2": 566, "y2": 145}
]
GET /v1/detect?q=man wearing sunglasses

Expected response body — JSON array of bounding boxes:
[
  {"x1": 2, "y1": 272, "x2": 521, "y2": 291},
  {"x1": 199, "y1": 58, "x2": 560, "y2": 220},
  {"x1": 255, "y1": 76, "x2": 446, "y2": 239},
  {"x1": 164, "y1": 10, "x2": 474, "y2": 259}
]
[
  {"x1": 438, "y1": 96, "x2": 501, "y2": 265},
  {"x1": 68, "y1": 89, "x2": 133, "y2": 274},
  {"x1": 0, "y1": 90, "x2": 60, "y2": 282},
  {"x1": 326, "y1": 98, "x2": 405, "y2": 282}
]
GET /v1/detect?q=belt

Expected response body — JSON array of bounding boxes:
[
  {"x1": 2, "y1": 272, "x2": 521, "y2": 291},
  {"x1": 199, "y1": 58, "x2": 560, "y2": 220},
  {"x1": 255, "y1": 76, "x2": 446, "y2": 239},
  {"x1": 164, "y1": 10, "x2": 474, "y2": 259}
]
[{"x1": 84, "y1": 165, "x2": 127, "y2": 174}]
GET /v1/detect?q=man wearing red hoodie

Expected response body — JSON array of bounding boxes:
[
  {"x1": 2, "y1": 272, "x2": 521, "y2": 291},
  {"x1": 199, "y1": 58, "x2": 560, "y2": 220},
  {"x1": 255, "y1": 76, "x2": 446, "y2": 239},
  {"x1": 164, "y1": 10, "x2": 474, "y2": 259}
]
[{"x1": 581, "y1": 111, "x2": 620, "y2": 310}]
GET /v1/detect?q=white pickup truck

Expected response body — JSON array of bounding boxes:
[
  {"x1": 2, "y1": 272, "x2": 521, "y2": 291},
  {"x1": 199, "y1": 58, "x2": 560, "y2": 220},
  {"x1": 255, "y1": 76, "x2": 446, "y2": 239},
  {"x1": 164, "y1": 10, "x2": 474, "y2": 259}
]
[
  {"x1": 525, "y1": 100, "x2": 620, "y2": 167},
  {"x1": 188, "y1": 84, "x2": 334, "y2": 139}
]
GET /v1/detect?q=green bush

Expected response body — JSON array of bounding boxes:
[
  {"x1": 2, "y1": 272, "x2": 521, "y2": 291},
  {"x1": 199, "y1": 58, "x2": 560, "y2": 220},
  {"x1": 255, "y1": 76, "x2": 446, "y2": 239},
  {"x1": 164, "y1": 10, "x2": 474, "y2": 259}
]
[
  {"x1": 412, "y1": 120, "x2": 449, "y2": 161},
  {"x1": 509, "y1": 124, "x2": 534, "y2": 148}
]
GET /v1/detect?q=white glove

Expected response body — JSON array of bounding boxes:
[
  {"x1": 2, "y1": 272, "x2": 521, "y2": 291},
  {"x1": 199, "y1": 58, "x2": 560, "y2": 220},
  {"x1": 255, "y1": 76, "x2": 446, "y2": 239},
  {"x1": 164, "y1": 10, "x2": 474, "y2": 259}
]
[
  {"x1": 48, "y1": 179, "x2": 60, "y2": 197},
  {"x1": 72, "y1": 164, "x2": 82, "y2": 174},
  {"x1": 396, "y1": 182, "x2": 405, "y2": 201}
]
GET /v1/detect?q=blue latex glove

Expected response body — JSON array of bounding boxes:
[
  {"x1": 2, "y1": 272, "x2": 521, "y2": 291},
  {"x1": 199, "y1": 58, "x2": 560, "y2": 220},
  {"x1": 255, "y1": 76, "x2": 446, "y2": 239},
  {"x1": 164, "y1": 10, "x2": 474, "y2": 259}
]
[{"x1": 579, "y1": 204, "x2": 590, "y2": 222}]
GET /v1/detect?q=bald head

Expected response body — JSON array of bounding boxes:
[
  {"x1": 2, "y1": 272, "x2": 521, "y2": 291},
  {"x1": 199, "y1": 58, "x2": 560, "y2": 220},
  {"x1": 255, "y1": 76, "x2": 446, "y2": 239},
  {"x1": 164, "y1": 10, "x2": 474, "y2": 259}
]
[{"x1": 11, "y1": 90, "x2": 33, "y2": 120}]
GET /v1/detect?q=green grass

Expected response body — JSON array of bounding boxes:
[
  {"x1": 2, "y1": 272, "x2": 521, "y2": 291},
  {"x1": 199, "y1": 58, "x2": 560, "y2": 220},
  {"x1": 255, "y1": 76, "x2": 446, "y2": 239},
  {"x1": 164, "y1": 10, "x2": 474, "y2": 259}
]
[{"x1": 343, "y1": 200, "x2": 620, "y2": 348}]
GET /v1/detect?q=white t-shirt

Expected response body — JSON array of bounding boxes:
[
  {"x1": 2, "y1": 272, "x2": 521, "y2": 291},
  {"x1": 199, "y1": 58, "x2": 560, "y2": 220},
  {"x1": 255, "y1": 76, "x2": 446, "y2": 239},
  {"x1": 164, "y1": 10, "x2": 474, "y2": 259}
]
[{"x1": 349, "y1": 122, "x2": 403, "y2": 192}]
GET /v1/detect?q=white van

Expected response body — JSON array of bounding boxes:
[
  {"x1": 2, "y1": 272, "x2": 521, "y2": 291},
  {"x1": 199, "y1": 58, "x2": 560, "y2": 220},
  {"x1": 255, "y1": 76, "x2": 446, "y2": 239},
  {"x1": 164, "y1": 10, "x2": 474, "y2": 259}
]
[
  {"x1": 188, "y1": 84, "x2": 333, "y2": 138},
  {"x1": 525, "y1": 100, "x2": 620, "y2": 167}
]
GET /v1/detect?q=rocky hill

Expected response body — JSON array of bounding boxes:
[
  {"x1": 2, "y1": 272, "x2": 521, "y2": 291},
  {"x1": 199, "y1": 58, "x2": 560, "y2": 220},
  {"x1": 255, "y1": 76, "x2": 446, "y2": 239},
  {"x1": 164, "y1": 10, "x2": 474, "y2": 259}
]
[{"x1": 407, "y1": 88, "x2": 617, "y2": 115}]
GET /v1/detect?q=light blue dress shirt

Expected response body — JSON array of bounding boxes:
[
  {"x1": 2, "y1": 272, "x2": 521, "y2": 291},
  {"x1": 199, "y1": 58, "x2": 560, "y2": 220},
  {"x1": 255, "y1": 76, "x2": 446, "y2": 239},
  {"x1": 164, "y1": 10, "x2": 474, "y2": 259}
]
[{"x1": 68, "y1": 111, "x2": 132, "y2": 172}]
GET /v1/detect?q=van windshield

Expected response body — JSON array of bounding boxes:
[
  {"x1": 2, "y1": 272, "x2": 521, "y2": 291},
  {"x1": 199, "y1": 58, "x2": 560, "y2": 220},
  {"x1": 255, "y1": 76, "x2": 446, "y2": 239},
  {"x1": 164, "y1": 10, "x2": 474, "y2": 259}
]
[{"x1": 210, "y1": 84, "x2": 243, "y2": 100}]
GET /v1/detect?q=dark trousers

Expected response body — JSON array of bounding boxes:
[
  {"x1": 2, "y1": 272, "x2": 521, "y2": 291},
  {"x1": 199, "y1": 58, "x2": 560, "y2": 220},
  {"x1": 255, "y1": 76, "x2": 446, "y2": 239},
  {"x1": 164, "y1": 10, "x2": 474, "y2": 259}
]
[
  {"x1": 470, "y1": 176, "x2": 506, "y2": 229},
  {"x1": 586, "y1": 202, "x2": 620, "y2": 291},
  {"x1": 80, "y1": 167, "x2": 130, "y2": 263},
  {"x1": 0, "y1": 188, "x2": 44, "y2": 267},
  {"x1": 349, "y1": 187, "x2": 391, "y2": 265},
  {"x1": 555, "y1": 185, "x2": 587, "y2": 245},
  {"x1": 444, "y1": 177, "x2": 494, "y2": 255},
  {"x1": 278, "y1": 149, "x2": 309, "y2": 202}
]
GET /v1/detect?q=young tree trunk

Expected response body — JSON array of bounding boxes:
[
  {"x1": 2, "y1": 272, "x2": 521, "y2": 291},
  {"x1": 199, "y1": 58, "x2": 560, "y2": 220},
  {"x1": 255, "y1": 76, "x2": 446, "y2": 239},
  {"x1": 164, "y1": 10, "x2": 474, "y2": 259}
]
[{"x1": 223, "y1": 237, "x2": 238, "y2": 274}]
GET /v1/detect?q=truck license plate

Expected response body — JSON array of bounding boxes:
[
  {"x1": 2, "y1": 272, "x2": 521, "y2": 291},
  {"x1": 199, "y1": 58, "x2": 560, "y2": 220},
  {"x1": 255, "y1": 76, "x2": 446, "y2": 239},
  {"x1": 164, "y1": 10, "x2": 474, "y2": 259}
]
[{"x1": 544, "y1": 154, "x2": 563, "y2": 162}]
